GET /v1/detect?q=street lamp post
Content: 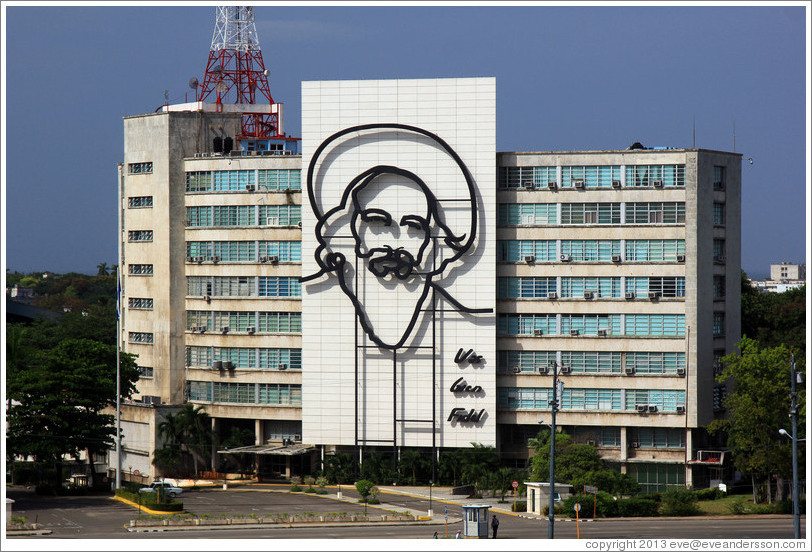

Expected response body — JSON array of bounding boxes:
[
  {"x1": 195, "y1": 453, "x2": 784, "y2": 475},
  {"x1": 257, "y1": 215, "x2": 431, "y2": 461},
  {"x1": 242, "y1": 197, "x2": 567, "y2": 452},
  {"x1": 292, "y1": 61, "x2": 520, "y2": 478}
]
[
  {"x1": 780, "y1": 353, "x2": 804, "y2": 539},
  {"x1": 547, "y1": 361, "x2": 564, "y2": 539}
]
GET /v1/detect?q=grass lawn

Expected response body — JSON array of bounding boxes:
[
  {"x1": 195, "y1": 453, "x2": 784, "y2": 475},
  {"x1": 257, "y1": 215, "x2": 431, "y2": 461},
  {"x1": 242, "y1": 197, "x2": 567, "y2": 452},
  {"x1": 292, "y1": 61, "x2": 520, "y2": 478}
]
[{"x1": 697, "y1": 494, "x2": 777, "y2": 515}]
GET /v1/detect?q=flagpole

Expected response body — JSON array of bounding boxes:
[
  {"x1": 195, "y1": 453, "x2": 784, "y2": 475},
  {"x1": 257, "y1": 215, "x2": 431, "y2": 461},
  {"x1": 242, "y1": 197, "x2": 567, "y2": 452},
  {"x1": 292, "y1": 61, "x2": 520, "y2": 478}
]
[{"x1": 116, "y1": 163, "x2": 123, "y2": 490}]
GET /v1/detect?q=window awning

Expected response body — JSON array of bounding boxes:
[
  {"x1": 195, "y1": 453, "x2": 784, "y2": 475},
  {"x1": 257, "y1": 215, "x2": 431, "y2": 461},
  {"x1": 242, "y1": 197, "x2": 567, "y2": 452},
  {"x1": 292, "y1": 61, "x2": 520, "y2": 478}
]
[{"x1": 217, "y1": 443, "x2": 316, "y2": 456}]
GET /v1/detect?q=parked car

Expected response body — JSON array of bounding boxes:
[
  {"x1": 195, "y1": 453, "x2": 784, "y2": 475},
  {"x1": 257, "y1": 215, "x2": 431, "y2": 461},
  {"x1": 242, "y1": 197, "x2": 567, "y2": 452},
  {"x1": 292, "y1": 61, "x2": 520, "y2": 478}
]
[{"x1": 139, "y1": 481, "x2": 183, "y2": 497}]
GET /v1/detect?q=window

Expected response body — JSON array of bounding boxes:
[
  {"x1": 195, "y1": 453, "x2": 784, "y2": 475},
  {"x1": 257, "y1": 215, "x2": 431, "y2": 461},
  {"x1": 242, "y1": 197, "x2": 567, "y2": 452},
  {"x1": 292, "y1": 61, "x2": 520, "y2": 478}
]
[
  {"x1": 560, "y1": 351, "x2": 622, "y2": 373},
  {"x1": 258, "y1": 312, "x2": 302, "y2": 333},
  {"x1": 128, "y1": 230, "x2": 153, "y2": 242},
  {"x1": 212, "y1": 311, "x2": 254, "y2": 332},
  {"x1": 258, "y1": 384, "x2": 302, "y2": 405},
  {"x1": 497, "y1": 203, "x2": 557, "y2": 225},
  {"x1": 186, "y1": 171, "x2": 212, "y2": 192},
  {"x1": 624, "y1": 314, "x2": 685, "y2": 336},
  {"x1": 561, "y1": 166, "x2": 622, "y2": 188},
  {"x1": 713, "y1": 385, "x2": 727, "y2": 411},
  {"x1": 497, "y1": 350, "x2": 556, "y2": 373},
  {"x1": 713, "y1": 203, "x2": 726, "y2": 226},
  {"x1": 600, "y1": 427, "x2": 621, "y2": 447},
  {"x1": 128, "y1": 264, "x2": 153, "y2": 276},
  {"x1": 498, "y1": 277, "x2": 556, "y2": 299},
  {"x1": 560, "y1": 314, "x2": 621, "y2": 335},
  {"x1": 560, "y1": 203, "x2": 620, "y2": 225},
  {"x1": 128, "y1": 297, "x2": 154, "y2": 310},
  {"x1": 625, "y1": 277, "x2": 686, "y2": 298},
  {"x1": 560, "y1": 277, "x2": 621, "y2": 298},
  {"x1": 631, "y1": 428, "x2": 686, "y2": 449},
  {"x1": 627, "y1": 463, "x2": 685, "y2": 494},
  {"x1": 185, "y1": 170, "x2": 255, "y2": 192},
  {"x1": 713, "y1": 349, "x2": 726, "y2": 376},
  {"x1": 259, "y1": 205, "x2": 302, "y2": 226},
  {"x1": 498, "y1": 166, "x2": 557, "y2": 189},
  {"x1": 258, "y1": 277, "x2": 301, "y2": 297},
  {"x1": 497, "y1": 314, "x2": 557, "y2": 336},
  {"x1": 625, "y1": 352, "x2": 685, "y2": 374},
  {"x1": 258, "y1": 348, "x2": 302, "y2": 370},
  {"x1": 713, "y1": 166, "x2": 726, "y2": 190},
  {"x1": 212, "y1": 382, "x2": 255, "y2": 403},
  {"x1": 624, "y1": 240, "x2": 685, "y2": 261},
  {"x1": 497, "y1": 240, "x2": 557, "y2": 262},
  {"x1": 560, "y1": 240, "x2": 620, "y2": 261},
  {"x1": 713, "y1": 312, "x2": 725, "y2": 336},
  {"x1": 713, "y1": 239, "x2": 726, "y2": 262},
  {"x1": 186, "y1": 206, "x2": 211, "y2": 227},
  {"x1": 137, "y1": 365, "x2": 154, "y2": 378},
  {"x1": 128, "y1": 162, "x2": 153, "y2": 174},
  {"x1": 186, "y1": 241, "x2": 256, "y2": 262},
  {"x1": 213, "y1": 205, "x2": 254, "y2": 226},
  {"x1": 625, "y1": 202, "x2": 685, "y2": 224},
  {"x1": 258, "y1": 241, "x2": 302, "y2": 262},
  {"x1": 496, "y1": 388, "x2": 622, "y2": 411},
  {"x1": 497, "y1": 387, "x2": 553, "y2": 409},
  {"x1": 560, "y1": 388, "x2": 622, "y2": 411},
  {"x1": 626, "y1": 165, "x2": 685, "y2": 187},
  {"x1": 128, "y1": 332, "x2": 153, "y2": 344},
  {"x1": 258, "y1": 169, "x2": 301, "y2": 191},
  {"x1": 128, "y1": 196, "x2": 153, "y2": 208},
  {"x1": 625, "y1": 389, "x2": 686, "y2": 411},
  {"x1": 714, "y1": 275, "x2": 726, "y2": 299}
]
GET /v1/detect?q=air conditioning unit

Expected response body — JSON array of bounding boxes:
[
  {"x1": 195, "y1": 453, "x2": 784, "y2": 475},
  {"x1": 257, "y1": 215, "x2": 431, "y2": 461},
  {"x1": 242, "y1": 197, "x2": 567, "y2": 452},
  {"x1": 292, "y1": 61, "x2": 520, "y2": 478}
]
[
  {"x1": 649, "y1": 291, "x2": 661, "y2": 300},
  {"x1": 211, "y1": 255, "x2": 221, "y2": 263},
  {"x1": 636, "y1": 404, "x2": 647, "y2": 413},
  {"x1": 631, "y1": 441, "x2": 640, "y2": 448},
  {"x1": 537, "y1": 366, "x2": 550, "y2": 375},
  {"x1": 587, "y1": 440, "x2": 596, "y2": 447},
  {"x1": 294, "y1": 434, "x2": 301, "y2": 442},
  {"x1": 142, "y1": 395, "x2": 161, "y2": 405},
  {"x1": 224, "y1": 361, "x2": 235, "y2": 371},
  {"x1": 266, "y1": 217, "x2": 279, "y2": 226},
  {"x1": 625, "y1": 367, "x2": 636, "y2": 375},
  {"x1": 676, "y1": 405, "x2": 686, "y2": 413},
  {"x1": 560, "y1": 366, "x2": 572, "y2": 374},
  {"x1": 204, "y1": 294, "x2": 211, "y2": 303},
  {"x1": 652, "y1": 180, "x2": 663, "y2": 187},
  {"x1": 260, "y1": 256, "x2": 269, "y2": 263},
  {"x1": 547, "y1": 292, "x2": 558, "y2": 300},
  {"x1": 195, "y1": 256, "x2": 204, "y2": 263},
  {"x1": 213, "y1": 360, "x2": 223, "y2": 370},
  {"x1": 573, "y1": 179, "x2": 585, "y2": 188},
  {"x1": 533, "y1": 329, "x2": 544, "y2": 337},
  {"x1": 714, "y1": 255, "x2": 726, "y2": 263},
  {"x1": 598, "y1": 329, "x2": 608, "y2": 337},
  {"x1": 221, "y1": 326, "x2": 230, "y2": 334},
  {"x1": 676, "y1": 367, "x2": 686, "y2": 376},
  {"x1": 297, "y1": 221, "x2": 302, "y2": 228},
  {"x1": 186, "y1": 256, "x2": 194, "y2": 263},
  {"x1": 512, "y1": 366, "x2": 522, "y2": 374},
  {"x1": 676, "y1": 254, "x2": 686, "y2": 263},
  {"x1": 246, "y1": 326, "x2": 256, "y2": 334},
  {"x1": 523, "y1": 181, "x2": 535, "y2": 190},
  {"x1": 611, "y1": 254, "x2": 622, "y2": 263},
  {"x1": 267, "y1": 255, "x2": 279, "y2": 264},
  {"x1": 547, "y1": 181, "x2": 558, "y2": 190},
  {"x1": 611, "y1": 180, "x2": 622, "y2": 189},
  {"x1": 246, "y1": 184, "x2": 256, "y2": 192},
  {"x1": 560, "y1": 254, "x2": 572, "y2": 262},
  {"x1": 197, "y1": 327, "x2": 206, "y2": 334},
  {"x1": 584, "y1": 291, "x2": 594, "y2": 300},
  {"x1": 648, "y1": 405, "x2": 659, "y2": 413},
  {"x1": 278, "y1": 363, "x2": 288, "y2": 370},
  {"x1": 524, "y1": 255, "x2": 536, "y2": 263},
  {"x1": 570, "y1": 329, "x2": 580, "y2": 336}
]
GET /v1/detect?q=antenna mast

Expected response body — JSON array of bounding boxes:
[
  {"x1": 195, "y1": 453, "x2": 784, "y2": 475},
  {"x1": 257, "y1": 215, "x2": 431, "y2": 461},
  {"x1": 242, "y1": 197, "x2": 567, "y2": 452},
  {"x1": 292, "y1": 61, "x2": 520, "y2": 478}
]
[{"x1": 197, "y1": 6, "x2": 281, "y2": 139}]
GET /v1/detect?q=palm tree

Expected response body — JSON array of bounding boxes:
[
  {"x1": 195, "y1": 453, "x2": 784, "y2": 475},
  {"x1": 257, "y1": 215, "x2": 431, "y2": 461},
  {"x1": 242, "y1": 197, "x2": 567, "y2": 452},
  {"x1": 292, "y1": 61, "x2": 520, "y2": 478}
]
[
  {"x1": 96, "y1": 262, "x2": 109, "y2": 276},
  {"x1": 175, "y1": 404, "x2": 215, "y2": 476}
]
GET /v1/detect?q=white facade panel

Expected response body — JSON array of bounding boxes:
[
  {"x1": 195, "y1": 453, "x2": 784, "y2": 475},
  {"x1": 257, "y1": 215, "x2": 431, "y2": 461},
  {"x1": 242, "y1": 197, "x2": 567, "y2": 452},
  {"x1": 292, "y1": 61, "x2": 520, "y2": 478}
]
[{"x1": 302, "y1": 78, "x2": 496, "y2": 448}]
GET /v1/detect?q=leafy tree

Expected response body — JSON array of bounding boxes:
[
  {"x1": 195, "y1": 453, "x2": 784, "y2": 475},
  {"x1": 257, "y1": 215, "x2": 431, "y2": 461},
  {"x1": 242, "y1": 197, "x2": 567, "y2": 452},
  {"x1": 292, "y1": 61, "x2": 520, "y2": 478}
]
[
  {"x1": 438, "y1": 449, "x2": 465, "y2": 486},
  {"x1": 154, "y1": 404, "x2": 215, "y2": 477},
  {"x1": 708, "y1": 337, "x2": 804, "y2": 503},
  {"x1": 397, "y1": 448, "x2": 427, "y2": 485},
  {"x1": 460, "y1": 443, "x2": 499, "y2": 494},
  {"x1": 7, "y1": 339, "x2": 139, "y2": 486},
  {"x1": 570, "y1": 469, "x2": 641, "y2": 498},
  {"x1": 219, "y1": 426, "x2": 255, "y2": 476},
  {"x1": 530, "y1": 430, "x2": 602, "y2": 483},
  {"x1": 355, "y1": 479, "x2": 375, "y2": 502},
  {"x1": 324, "y1": 451, "x2": 354, "y2": 485},
  {"x1": 741, "y1": 272, "x2": 805, "y2": 352}
]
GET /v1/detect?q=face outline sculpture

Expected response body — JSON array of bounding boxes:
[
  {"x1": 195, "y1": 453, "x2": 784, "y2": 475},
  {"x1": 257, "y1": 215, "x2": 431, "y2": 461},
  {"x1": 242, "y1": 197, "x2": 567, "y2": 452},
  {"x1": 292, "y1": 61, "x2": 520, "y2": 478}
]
[{"x1": 302, "y1": 124, "x2": 490, "y2": 350}]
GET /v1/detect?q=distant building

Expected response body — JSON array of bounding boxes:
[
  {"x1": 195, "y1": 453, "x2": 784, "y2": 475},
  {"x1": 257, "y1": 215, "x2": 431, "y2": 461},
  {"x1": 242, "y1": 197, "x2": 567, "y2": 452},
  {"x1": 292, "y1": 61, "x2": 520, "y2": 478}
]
[
  {"x1": 770, "y1": 262, "x2": 806, "y2": 282},
  {"x1": 9, "y1": 285, "x2": 34, "y2": 299}
]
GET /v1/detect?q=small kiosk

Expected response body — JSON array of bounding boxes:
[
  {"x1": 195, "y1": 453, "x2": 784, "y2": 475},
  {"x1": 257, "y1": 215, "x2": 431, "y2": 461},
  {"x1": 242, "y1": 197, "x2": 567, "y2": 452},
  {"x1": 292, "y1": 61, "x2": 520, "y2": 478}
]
[{"x1": 461, "y1": 504, "x2": 491, "y2": 538}]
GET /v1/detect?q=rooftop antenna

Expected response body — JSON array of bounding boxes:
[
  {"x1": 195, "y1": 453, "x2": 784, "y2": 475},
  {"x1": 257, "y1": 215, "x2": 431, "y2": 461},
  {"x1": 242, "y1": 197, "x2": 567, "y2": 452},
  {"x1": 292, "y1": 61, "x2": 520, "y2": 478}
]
[
  {"x1": 733, "y1": 120, "x2": 736, "y2": 152},
  {"x1": 197, "y1": 6, "x2": 280, "y2": 139},
  {"x1": 692, "y1": 115, "x2": 695, "y2": 148}
]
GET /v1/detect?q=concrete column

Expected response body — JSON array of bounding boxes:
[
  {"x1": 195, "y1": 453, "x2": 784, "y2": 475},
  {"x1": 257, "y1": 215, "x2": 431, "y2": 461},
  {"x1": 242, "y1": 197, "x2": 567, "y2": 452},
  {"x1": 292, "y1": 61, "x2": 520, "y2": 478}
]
[
  {"x1": 685, "y1": 429, "x2": 694, "y2": 488},
  {"x1": 211, "y1": 417, "x2": 217, "y2": 472},
  {"x1": 620, "y1": 426, "x2": 628, "y2": 464},
  {"x1": 285, "y1": 457, "x2": 291, "y2": 479},
  {"x1": 255, "y1": 419, "x2": 262, "y2": 476}
]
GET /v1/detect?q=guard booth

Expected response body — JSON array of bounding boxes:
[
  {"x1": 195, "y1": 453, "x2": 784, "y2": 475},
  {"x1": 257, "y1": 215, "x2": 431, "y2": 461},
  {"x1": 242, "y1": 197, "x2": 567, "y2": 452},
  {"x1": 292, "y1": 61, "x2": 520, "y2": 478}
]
[{"x1": 461, "y1": 504, "x2": 491, "y2": 538}]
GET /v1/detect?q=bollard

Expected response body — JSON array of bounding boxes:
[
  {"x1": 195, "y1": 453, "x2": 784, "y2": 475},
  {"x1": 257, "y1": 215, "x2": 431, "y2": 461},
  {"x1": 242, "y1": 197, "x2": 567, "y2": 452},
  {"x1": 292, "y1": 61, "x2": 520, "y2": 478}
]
[
  {"x1": 337, "y1": 491, "x2": 342, "y2": 499},
  {"x1": 223, "y1": 482, "x2": 228, "y2": 490},
  {"x1": 427, "y1": 509, "x2": 433, "y2": 519}
]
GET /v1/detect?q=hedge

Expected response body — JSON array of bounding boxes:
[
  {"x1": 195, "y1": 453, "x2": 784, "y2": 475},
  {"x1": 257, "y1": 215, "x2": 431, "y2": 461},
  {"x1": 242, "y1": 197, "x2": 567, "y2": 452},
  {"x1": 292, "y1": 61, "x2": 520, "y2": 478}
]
[
  {"x1": 616, "y1": 497, "x2": 660, "y2": 517},
  {"x1": 115, "y1": 488, "x2": 183, "y2": 512}
]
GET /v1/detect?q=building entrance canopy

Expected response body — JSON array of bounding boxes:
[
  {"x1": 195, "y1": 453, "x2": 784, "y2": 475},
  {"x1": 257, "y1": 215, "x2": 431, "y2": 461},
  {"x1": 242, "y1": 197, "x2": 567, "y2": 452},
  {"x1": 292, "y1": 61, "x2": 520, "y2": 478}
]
[{"x1": 217, "y1": 443, "x2": 316, "y2": 456}]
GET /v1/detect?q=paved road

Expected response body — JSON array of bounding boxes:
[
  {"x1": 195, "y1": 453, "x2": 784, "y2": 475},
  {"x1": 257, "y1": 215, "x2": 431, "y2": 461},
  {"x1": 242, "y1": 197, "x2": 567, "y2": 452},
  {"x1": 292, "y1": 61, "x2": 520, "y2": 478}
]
[{"x1": 5, "y1": 485, "x2": 806, "y2": 540}]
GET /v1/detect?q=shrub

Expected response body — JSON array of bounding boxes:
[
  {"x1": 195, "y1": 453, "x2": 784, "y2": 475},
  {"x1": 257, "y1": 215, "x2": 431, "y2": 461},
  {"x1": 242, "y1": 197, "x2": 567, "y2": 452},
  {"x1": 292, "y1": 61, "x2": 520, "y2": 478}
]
[
  {"x1": 727, "y1": 497, "x2": 746, "y2": 515},
  {"x1": 512, "y1": 501, "x2": 527, "y2": 512},
  {"x1": 661, "y1": 488, "x2": 701, "y2": 516},
  {"x1": 315, "y1": 476, "x2": 328, "y2": 488},
  {"x1": 304, "y1": 475, "x2": 316, "y2": 488},
  {"x1": 355, "y1": 479, "x2": 375, "y2": 501},
  {"x1": 303, "y1": 487, "x2": 317, "y2": 493},
  {"x1": 563, "y1": 491, "x2": 617, "y2": 518},
  {"x1": 616, "y1": 497, "x2": 659, "y2": 517},
  {"x1": 693, "y1": 487, "x2": 724, "y2": 501},
  {"x1": 289, "y1": 485, "x2": 303, "y2": 492},
  {"x1": 542, "y1": 505, "x2": 564, "y2": 516}
]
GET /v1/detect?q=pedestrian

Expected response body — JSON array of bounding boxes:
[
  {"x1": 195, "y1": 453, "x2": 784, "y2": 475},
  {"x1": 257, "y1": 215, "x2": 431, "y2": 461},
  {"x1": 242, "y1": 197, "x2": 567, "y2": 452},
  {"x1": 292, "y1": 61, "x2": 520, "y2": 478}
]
[
  {"x1": 491, "y1": 514, "x2": 499, "y2": 538},
  {"x1": 433, "y1": 531, "x2": 438, "y2": 539},
  {"x1": 455, "y1": 529, "x2": 462, "y2": 539}
]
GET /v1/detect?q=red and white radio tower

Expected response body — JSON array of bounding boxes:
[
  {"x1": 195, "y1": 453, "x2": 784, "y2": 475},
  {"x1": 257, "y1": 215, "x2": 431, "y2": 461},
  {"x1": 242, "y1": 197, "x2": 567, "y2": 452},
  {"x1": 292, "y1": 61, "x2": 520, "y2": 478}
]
[{"x1": 197, "y1": 6, "x2": 281, "y2": 139}]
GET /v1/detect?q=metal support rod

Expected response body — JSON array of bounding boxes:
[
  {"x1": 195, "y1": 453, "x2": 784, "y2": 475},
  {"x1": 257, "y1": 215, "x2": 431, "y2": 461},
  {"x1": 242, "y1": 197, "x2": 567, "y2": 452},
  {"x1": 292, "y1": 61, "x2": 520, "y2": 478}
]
[{"x1": 790, "y1": 354, "x2": 800, "y2": 540}]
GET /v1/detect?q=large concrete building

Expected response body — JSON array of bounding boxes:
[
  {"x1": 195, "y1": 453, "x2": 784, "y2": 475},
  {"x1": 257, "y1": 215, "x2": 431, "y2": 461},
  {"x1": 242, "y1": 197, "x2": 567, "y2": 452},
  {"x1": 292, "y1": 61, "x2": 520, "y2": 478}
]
[{"x1": 115, "y1": 75, "x2": 741, "y2": 493}]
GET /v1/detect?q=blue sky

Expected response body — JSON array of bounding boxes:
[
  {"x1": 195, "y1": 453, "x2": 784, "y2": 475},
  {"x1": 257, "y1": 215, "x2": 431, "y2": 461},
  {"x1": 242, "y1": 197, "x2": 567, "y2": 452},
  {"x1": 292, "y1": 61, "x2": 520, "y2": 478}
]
[{"x1": 2, "y1": 2, "x2": 809, "y2": 279}]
